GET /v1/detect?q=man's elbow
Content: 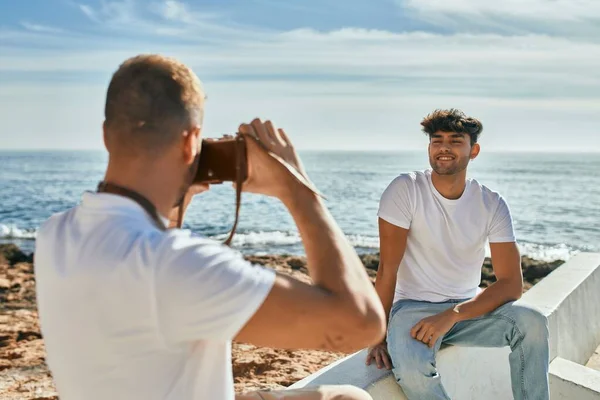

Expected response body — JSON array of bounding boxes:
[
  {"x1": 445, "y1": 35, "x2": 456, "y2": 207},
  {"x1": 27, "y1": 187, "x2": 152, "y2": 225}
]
[
  {"x1": 506, "y1": 278, "x2": 524, "y2": 301},
  {"x1": 339, "y1": 300, "x2": 387, "y2": 350}
]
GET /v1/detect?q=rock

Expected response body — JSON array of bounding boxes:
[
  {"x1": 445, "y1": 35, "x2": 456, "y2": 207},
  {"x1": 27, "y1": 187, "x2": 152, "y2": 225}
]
[
  {"x1": 0, "y1": 244, "x2": 33, "y2": 265},
  {"x1": 359, "y1": 253, "x2": 380, "y2": 271}
]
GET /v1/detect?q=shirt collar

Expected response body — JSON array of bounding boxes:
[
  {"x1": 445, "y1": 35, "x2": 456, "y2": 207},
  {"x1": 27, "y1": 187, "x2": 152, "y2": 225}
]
[{"x1": 81, "y1": 191, "x2": 170, "y2": 228}]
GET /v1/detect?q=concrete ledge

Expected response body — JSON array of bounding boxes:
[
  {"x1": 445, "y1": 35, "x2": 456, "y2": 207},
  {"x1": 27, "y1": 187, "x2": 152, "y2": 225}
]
[
  {"x1": 290, "y1": 346, "x2": 512, "y2": 399},
  {"x1": 288, "y1": 253, "x2": 600, "y2": 399},
  {"x1": 550, "y1": 357, "x2": 600, "y2": 399},
  {"x1": 520, "y1": 253, "x2": 600, "y2": 363}
]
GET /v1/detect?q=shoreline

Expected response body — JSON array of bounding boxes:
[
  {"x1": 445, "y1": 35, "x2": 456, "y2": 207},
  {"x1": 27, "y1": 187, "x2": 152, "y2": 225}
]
[{"x1": 0, "y1": 244, "x2": 565, "y2": 398}]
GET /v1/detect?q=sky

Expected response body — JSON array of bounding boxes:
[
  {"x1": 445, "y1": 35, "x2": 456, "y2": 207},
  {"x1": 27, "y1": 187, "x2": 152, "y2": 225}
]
[{"x1": 1, "y1": 0, "x2": 600, "y2": 152}]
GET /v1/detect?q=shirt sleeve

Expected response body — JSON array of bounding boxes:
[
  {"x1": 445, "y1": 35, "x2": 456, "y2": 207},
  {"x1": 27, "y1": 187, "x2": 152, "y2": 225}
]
[
  {"x1": 153, "y1": 232, "x2": 276, "y2": 344},
  {"x1": 488, "y1": 196, "x2": 516, "y2": 243},
  {"x1": 377, "y1": 175, "x2": 414, "y2": 229}
]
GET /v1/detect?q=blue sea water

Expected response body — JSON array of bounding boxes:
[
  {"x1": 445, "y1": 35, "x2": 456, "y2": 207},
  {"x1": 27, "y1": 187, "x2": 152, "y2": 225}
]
[{"x1": 1, "y1": 150, "x2": 598, "y2": 260}]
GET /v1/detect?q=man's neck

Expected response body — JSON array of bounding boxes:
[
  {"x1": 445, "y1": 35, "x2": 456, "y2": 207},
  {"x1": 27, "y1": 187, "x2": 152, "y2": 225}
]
[
  {"x1": 430, "y1": 170, "x2": 468, "y2": 200},
  {"x1": 103, "y1": 159, "x2": 180, "y2": 219}
]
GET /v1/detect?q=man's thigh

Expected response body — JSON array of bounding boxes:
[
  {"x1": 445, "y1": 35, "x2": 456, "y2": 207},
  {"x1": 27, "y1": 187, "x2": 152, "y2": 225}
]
[
  {"x1": 236, "y1": 385, "x2": 372, "y2": 400},
  {"x1": 443, "y1": 301, "x2": 547, "y2": 348},
  {"x1": 386, "y1": 300, "x2": 454, "y2": 360}
]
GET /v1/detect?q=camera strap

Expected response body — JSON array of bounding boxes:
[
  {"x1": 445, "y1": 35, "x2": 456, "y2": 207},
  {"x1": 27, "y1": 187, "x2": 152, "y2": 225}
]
[
  {"x1": 96, "y1": 181, "x2": 167, "y2": 231},
  {"x1": 174, "y1": 134, "x2": 245, "y2": 246}
]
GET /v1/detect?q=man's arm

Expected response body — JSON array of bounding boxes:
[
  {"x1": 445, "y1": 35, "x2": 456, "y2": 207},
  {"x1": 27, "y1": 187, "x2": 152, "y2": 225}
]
[
  {"x1": 235, "y1": 186, "x2": 386, "y2": 352},
  {"x1": 446, "y1": 241, "x2": 523, "y2": 319},
  {"x1": 375, "y1": 219, "x2": 408, "y2": 331},
  {"x1": 411, "y1": 241, "x2": 523, "y2": 347},
  {"x1": 186, "y1": 119, "x2": 385, "y2": 353},
  {"x1": 365, "y1": 218, "x2": 408, "y2": 368}
]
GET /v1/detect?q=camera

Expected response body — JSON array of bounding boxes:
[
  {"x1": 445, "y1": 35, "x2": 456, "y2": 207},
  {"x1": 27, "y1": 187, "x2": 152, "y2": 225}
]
[{"x1": 194, "y1": 134, "x2": 249, "y2": 184}]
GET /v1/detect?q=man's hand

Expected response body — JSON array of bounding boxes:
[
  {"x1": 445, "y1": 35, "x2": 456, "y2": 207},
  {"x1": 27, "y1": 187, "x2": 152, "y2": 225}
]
[
  {"x1": 238, "y1": 118, "x2": 314, "y2": 201},
  {"x1": 365, "y1": 341, "x2": 392, "y2": 370},
  {"x1": 410, "y1": 309, "x2": 459, "y2": 348}
]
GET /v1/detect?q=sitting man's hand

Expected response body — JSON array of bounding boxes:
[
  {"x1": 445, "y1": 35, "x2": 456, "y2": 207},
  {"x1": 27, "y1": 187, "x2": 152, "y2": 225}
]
[
  {"x1": 410, "y1": 309, "x2": 459, "y2": 348},
  {"x1": 365, "y1": 341, "x2": 392, "y2": 370}
]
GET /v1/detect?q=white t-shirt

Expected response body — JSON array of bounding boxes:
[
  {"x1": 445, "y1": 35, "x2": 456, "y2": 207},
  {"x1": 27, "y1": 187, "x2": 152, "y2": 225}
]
[
  {"x1": 34, "y1": 192, "x2": 275, "y2": 400},
  {"x1": 378, "y1": 169, "x2": 516, "y2": 303}
]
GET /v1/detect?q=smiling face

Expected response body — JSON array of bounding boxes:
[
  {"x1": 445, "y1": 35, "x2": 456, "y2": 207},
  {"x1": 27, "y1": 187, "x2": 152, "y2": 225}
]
[{"x1": 428, "y1": 130, "x2": 480, "y2": 176}]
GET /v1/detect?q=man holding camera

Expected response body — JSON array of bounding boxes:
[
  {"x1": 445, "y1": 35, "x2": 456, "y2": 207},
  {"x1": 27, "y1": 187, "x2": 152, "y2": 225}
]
[
  {"x1": 34, "y1": 54, "x2": 385, "y2": 400},
  {"x1": 365, "y1": 109, "x2": 550, "y2": 400}
]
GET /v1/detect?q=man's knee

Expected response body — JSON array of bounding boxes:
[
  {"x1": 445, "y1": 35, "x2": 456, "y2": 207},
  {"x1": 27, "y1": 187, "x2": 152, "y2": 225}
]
[
  {"x1": 507, "y1": 303, "x2": 549, "y2": 342},
  {"x1": 388, "y1": 338, "x2": 437, "y2": 383},
  {"x1": 319, "y1": 384, "x2": 372, "y2": 400},
  {"x1": 243, "y1": 385, "x2": 372, "y2": 400}
]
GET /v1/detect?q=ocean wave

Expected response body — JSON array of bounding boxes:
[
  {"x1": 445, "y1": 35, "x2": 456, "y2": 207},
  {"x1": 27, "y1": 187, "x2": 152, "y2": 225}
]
[
  {"x1": 0, "y1": 224, "x2": 37, "y2": 240},
  {"x1": 516, "y1": 242, "x2": 577, "y2": 262},
  {"x1": 0, "y1": 223, "x2": 578, "y2": 262},
  {"x1": 213, "y1": 230, "x2": 301, "y2": 247},
  {"x1": 212, "y1": 230, "x2": 381, "y2": 249}
]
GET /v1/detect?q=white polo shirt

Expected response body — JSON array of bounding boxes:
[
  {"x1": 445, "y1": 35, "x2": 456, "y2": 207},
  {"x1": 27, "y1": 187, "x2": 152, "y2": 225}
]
[
  {"x1": 34, "y1": 192, "x2": 275, "y2": 400},
  {"x1": 378, "y1": 169, "x2": 516, "y2": 303}
]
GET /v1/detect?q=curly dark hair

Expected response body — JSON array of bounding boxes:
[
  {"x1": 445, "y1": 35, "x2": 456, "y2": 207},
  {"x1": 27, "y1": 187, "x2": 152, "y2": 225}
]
[{"x1": 420, "y1": 109, "x2": 483, "y2": 145}]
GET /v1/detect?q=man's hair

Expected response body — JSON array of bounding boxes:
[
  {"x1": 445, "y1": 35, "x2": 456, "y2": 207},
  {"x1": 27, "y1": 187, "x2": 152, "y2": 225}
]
[
  {"x1": 104, "y1": 54, "x2": 205, "y2": 153},
  {"x1": 420, "y1": 109, "x2": 483, "y2": 145}
]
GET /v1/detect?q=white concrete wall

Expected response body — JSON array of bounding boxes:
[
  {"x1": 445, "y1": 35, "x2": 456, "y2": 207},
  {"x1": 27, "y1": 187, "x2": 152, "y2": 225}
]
[
  {"x1": 521, "y1": 253, "x2": 600, "y2": 364},
  {"x1": 550, "y1": 357, "x2": 600, "y2": 400},
  {"x1": 288, "y1": 253, "x2": 600, "y2": 399}
]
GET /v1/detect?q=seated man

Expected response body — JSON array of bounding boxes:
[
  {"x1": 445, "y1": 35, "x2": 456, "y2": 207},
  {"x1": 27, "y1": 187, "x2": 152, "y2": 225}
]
[
  {"x1": 34, "y1": 54, "x2": 385, "y2": 400},
  {"x1": 365, "y1": 109, "x2": 550, "y2": 400}
]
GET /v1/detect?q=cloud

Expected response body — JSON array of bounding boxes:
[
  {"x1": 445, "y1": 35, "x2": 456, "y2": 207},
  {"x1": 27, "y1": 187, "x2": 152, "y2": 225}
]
[
  {"x1": 78, "y1": 4, "x2": 99, "y2": 22},
  {"x1": 2, "y1": 0, "x2": 600, "y2": 151},
  {"x1": 20, "y1": 21, "x2": 64, "y2": 34},
  {"x1": 75, "y1": 0, "x2": 243, "y2": 38},
  {"x1": 2, "y1": 25, "x2": 599, "y2": 101},
  {"x1": 402, "y1": 0, "x2": 600, "y2": 20},
  {"x1": 399, "y1": 0, "x2": 600, "y2": 37}
]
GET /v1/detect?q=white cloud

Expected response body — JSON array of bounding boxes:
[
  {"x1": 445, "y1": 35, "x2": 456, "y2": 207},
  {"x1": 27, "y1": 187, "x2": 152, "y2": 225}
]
[
  {"x1": 158, "y1": 0, "x2": 192, "y2": 23},
  {"x1": 2, "y1": 0, "x2": 600, "y2": 151},
  {"x1": 76, "y1": 0, "x2": 243, "y2": 37},
  {"x1": 2, "y1": 28, "x2": 598, "y2": 101},
  {"x1": 78, "y1": 4, "x2": 99, "y2": 22},
  {"x1": 400, "y1": 0, "x2": 600, "y2": 37},
  {"x1": 20, "y1": 21, "x2": 64, "y2": 34},
  {"x1": 402, "y1": 0, "x2": 600, "y2": 20}
]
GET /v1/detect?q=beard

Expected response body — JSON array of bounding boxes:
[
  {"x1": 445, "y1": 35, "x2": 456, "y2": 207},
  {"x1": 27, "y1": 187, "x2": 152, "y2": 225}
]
[
  {"x1": 173, "y1": 152, "x2": 202, "y2": 208},
  {"x1": 429, "y1": 154, "x2": 470, "y2": 176}
]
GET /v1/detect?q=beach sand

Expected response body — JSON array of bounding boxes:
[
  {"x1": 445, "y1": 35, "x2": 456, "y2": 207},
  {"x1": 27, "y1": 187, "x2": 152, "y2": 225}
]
[{"x1": 0, "y1": 244, "x2": 564, "y2": 399}]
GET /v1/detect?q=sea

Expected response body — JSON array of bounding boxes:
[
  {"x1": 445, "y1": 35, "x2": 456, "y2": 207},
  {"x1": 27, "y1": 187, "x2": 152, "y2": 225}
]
[{"x1": 1, "y1": 150, "x2": 598, "y2": 261}]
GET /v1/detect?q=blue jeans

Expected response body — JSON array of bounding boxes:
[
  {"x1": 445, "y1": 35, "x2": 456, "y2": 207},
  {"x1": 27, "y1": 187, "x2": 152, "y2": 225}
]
[{"x1": 386, "y1": 299, "x2": 550, "y2": 400}]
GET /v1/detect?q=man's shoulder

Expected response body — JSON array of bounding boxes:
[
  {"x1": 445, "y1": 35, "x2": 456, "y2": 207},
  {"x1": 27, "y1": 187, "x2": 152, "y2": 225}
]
[
  {"x1": 152, "y1": 229, "x2": 248, "y2": 271},
  {"x1": 388, "y1": 170, "x2": 429, "y2": 188},
  {"x1": 36, "y1": 208, "x2": 76, "y2": 243},
  {"x1": 469, "y1": 179, "x2": 505, "y2": 202}
]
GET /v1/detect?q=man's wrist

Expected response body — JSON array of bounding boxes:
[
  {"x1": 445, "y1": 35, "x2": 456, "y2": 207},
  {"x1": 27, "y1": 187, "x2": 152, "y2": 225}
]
[
  {"x1": 279, "y1": 180, "x2": 322, "y2": 210},
  {"x1": 447, "y1": 304, "x2": 463, "y2": 322}
]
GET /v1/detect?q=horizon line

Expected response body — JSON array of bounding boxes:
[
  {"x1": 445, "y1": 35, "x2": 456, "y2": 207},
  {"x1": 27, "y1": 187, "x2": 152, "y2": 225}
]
[{"x1": 1, "y1": 148, "x2": 599, "y2": 154}]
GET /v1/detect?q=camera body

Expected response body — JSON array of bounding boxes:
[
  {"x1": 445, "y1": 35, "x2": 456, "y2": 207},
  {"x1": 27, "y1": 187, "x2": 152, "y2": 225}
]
[{"x1": 194, "y1": 134, "x2": 248, "y2": 184}]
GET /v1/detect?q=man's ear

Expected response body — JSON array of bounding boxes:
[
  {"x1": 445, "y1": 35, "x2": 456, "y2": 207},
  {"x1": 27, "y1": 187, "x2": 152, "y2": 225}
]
[
  {"x1": 470, "y1": 143, "x2": 481, "y2": 160},
  {"x1": 102, "y1": 121, "x2": 110, "y2": 152},
  {"x1": 182, "y1": 126, "x2": 202, "y2": 165}
]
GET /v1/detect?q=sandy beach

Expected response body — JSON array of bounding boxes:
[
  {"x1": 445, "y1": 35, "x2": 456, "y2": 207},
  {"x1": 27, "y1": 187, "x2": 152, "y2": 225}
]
[{"x1": 0, "y1": 244, "x2": 564, "y2": 399}]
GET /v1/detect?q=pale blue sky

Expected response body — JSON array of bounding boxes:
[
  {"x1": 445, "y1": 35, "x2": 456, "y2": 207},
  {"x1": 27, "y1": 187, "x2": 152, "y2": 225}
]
[{"x1": 1, "y1": 0, "x2": 599, "y2": 151}]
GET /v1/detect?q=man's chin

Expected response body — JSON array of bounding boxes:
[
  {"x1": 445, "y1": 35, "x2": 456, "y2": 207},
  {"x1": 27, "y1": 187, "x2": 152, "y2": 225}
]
[{"x1": 431, "y1": 164, "x2": 457, "y2": 176}]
